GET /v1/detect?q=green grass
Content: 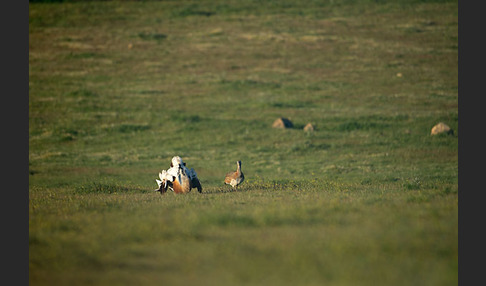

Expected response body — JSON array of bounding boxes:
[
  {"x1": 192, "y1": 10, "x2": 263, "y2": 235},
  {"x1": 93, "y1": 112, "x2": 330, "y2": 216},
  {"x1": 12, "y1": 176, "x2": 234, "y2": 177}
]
[{"x1": 29, "y1": 0, "x2": 458, "y2": 285}]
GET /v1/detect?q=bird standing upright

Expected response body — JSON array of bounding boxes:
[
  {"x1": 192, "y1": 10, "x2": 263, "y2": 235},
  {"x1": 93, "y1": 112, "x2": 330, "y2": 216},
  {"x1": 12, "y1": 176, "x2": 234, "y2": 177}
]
[{"x1": 224, "y1": 160, "x2": 244, "y2": 191}]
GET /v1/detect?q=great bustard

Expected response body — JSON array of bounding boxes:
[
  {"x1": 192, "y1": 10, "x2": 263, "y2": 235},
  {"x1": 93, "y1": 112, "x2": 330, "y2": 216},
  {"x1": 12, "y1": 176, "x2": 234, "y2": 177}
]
[
  {"x1": 224, "y1": 160, "x2": 244, "y2": 190},
  {"x1": 155, "y1": 156, "x2": 202, "y2": 194}
]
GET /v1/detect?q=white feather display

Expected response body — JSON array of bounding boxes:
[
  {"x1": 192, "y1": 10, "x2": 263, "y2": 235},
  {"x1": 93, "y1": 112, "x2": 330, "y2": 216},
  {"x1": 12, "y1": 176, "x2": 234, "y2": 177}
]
[{"x1": 154, "y1": 156, "x2": 202, "y2": 194}]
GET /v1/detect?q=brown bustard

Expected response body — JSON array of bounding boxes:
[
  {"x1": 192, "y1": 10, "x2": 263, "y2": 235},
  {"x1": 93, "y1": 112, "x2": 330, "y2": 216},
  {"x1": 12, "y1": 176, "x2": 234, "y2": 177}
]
[{"x1": 224, "y1": 160, "x2": 244, "y2": 190}]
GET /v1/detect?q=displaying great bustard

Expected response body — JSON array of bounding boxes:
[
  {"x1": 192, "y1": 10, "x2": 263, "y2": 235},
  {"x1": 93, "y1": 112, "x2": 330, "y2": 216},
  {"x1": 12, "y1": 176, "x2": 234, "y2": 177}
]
[
  {"x1": 155, "y1": 156, "x2": 202, "y2": 194},
  {"x1": 224, "y1": 160, "x2": 244, "y2": 190}
]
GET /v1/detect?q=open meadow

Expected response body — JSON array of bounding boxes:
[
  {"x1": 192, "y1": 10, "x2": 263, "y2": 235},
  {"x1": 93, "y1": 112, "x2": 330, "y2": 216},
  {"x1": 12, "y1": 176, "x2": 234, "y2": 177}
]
[{"x1": 29, "y1": 0, "x2": 458, "y2": 285}]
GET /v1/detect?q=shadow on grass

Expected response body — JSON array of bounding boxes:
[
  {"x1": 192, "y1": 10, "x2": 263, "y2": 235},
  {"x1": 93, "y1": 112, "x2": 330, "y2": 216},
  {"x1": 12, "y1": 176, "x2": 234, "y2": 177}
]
[{"x1": 198, "y1": 180, "x2": 307, "y2": 195}]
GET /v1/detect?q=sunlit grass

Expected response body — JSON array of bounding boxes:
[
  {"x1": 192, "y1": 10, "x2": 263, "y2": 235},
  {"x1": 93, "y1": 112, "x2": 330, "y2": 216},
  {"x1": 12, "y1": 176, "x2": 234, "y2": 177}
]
[
  {"x1": 29, "y1": 179, "x2": 457, "y2": 285},
  {"x1": 29, "y1": 0, "x2": 457, "y2": 285}
]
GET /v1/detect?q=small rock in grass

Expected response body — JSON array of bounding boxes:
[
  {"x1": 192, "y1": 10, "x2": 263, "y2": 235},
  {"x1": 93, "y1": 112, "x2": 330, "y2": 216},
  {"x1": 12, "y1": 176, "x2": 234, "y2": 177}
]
[
  {"x1": 272, "y1": 117, "x2": 293, "y2": 129},
  {"x1": 431, "y1": 122, "x2": 453, "y2": 135},
  {"x1": 303, "y1": 123, "x2": 315, "y2": 132}
]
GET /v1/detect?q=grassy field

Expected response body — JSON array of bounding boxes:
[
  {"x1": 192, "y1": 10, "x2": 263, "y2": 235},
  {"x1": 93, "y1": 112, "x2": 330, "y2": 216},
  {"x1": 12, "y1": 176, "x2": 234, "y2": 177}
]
[{"x1": 29, "y1": 0, "x2": 458, "y2": 285}]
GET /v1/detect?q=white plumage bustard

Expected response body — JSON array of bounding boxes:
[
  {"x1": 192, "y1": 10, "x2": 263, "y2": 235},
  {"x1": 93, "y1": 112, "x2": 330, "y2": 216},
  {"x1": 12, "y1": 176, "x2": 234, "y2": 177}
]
[{"x1": 155, "y1": 156, "x2": 202, "y2": 194}]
